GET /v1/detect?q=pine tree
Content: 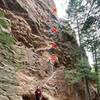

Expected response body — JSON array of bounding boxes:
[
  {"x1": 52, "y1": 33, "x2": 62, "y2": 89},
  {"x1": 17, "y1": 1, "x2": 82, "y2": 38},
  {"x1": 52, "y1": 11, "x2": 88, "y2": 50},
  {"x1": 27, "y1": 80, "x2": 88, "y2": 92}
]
[
  {"x1": 66, "y1": 1, "x2": 92, "y2": 100},
  {"x1": 66, "y1": 0, "x2": 100, "y2": 99}
]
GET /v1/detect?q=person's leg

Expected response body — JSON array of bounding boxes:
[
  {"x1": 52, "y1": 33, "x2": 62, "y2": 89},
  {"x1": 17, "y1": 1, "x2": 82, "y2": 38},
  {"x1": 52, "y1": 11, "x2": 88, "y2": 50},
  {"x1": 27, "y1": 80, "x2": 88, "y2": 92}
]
[
  {"x1": 48, "y1": 63, "x2": 53, "y2": 75},
  {"x1": 48, "y1": 48, "x2": 52, "y2": 54},
  {"x1": 50, "y1": 63, "x2": 53, "y2": 74},
  {"x1": 36, "y1": 96, "x2": 39, "y2": 100},
  {"x1": 54, "y1": 62, "x2": 59, "y2": 69},
  {"x1": 48, "y1": 48, "x2": 55, "y2": 54},
  {"x1": 58, "y1": 32, "x2": 63, "y2": 41},
  {"x1": 48, "y1": 61, "x2": 51, "y2": 75},
  {"x1": 48, "y1": 33, "x2": 53, "y2": 38}
]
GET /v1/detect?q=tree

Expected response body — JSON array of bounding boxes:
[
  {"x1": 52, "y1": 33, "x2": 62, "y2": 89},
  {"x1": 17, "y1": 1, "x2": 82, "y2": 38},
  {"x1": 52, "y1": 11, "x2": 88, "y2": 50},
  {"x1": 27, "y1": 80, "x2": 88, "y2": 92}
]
[
  {"x1": 65, "y1": 57, "x2": 96, "y2": 100},
  {"x1": 81, "y1": 15, "x2": 100, "y2": 98},
  {"x1": 66, "y1": 0, "x2": 93, "y2": 100},
  {"x1": 66, "y1": 0, "x2": 100, "y2": 99}
]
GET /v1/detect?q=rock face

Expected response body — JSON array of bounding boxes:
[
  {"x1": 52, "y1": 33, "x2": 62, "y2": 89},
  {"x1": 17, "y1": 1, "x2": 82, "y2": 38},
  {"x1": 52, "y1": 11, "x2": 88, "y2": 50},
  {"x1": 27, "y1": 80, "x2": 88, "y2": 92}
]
[{"x1": 0, "y1": 0, "x2": 96, "y2": 100}]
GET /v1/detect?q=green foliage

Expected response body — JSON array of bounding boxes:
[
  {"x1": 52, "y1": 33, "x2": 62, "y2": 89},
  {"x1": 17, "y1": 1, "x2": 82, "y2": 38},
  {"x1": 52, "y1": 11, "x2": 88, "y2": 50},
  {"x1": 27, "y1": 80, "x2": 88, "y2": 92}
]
[
  {"x1": 0, "y1": 32, "x2": 16, "y2": 47},
  {"x1": 66, "y1": 0, "x2": 100, "y2": 96},
  {"x1": 1, "y1": 46, "x2": 14, "y2": 64},
  {"x1": 0, "y1": 10, "x2": 16, "y2": 47},
  {"x1": 0, "y1": 18, "x2": 10, "y2": 29},
  {"x1": 90, "y1": 71, "x2": 97, "y2": 81},
  {"x1": 0, "y1": 10, "x2": 10, "y2": 31},
  {"x1": 0, "y1": 10, "x2": 5, "y2": 17},
  {"x1": 82, "y1": 16, "x2": 97, "y2": 31},
  {"x1": 98, "y1": 68, "x2": 100, "y2": 88},
  {"x1": 64, "y1": 69, "x2": 82, "y2": 84},
  {"x1": 15, "y1": 63, "x2": 23, "y2": 71},
  {"x1": 98, "y1": 21, "x2": 100, "y2": 28},
  {"x1": 65, "y1": 58, "x2": 96, "y2": 85},
  {"x1": 0, "y1": 10, "x2": 20, "y2": 69},
  {"x1": 75, "y1": 58, "x2": 90, "y2": 75},
  {"x1": 67, "y1": 0, "x2": 82, "y2": 17},
  {"x1": 97, "y1": 0, "x2": 100, "y2": 6},
  {"x1": 77, "y1": 6, "x2": 85, "y2": 12}
]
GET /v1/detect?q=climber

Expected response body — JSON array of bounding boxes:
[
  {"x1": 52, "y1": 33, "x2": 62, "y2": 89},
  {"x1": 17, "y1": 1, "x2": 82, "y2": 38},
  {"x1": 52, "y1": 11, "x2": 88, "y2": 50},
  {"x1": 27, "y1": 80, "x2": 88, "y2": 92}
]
[
  {"x1": 47, "y1": 26, "x2": 59, "y2": 38},
  {"x1": 51, "y1": 42, "x2": 57, "y2": 49},
  {"x1": 48, "y1": 42, "x2": 57, "y2": 54},
  {"x1": 51, "y1": 26, "x2": 64, "y2": 41},
  {"x1": 47, "y1": 59, "x2": 53, "y2": 75},
  {"x1": 50, "y1": 54, "x2": 59, "y2": 67},
  {"x1": 51, "y1": 26, "x2": 59, "y2": 34},
  {"x1": 35, "y1": 87, "x2": 42, "y2": 100},
  {"x1": 52, "y1": 7, "x2": 57, "y2": 13},
  {"x1": 48, "y1": 54, "x2": 59, "y2": 74}
]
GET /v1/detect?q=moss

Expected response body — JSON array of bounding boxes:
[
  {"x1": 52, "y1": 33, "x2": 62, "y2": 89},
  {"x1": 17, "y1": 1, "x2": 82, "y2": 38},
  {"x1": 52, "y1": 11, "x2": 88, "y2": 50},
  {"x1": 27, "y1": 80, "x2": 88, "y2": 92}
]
[
  {"x1": 0, "y1": 18, "x2": 10, "y2": 29},
  {"x1": 0, "y1": 10, "x2": 5, "y2": 17},
  {"x1": 0, "y1": 10, "x2": 19, "y2": 69},
  {"x1": 0, "y1": 10, "x2": 16, "y2": 48},
  {"x1": 15, "y1": 63, "x2": 23, "y2": 71},
  {"x1": 0, "y1": 32, "x2": 16, "y2": 47}
]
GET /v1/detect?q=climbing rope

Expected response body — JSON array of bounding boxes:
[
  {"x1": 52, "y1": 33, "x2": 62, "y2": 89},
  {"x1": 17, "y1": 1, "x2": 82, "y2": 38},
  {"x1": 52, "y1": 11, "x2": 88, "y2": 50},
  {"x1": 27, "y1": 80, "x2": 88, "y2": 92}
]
[{"x1": 40, "y1": 68, "x2": 59, "y2": 88}]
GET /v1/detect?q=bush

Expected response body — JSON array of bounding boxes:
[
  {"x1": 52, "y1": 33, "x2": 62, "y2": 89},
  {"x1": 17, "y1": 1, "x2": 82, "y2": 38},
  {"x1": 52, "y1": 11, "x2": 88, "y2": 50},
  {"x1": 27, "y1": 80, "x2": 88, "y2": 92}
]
[
  {"x1": 64, "y1": 58, "x2": 97, "y2": 85},
  {"x1": 0, "y1": 32, "x2": 16, "y2": 47},
  {"x1": 0, "y1": 10, "x2": 16, "y2": 47}
]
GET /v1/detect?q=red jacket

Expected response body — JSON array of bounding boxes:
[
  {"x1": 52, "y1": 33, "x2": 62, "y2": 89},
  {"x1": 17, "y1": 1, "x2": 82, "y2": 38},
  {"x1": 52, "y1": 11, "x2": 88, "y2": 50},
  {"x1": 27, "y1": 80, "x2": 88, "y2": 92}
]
[
  {"x1": 52, "y1": 7, "x2": 57, "y2": 13},
  {"x1": 51, "y1": 27, "x2": 59, "y2": 33},
  {"x1": 35, "y1": 89, "x2": 42, "y2": 98},
  {"x1": 49, "y1": 55, "x2": 58, "y2": 64},
  {"x1": 51, "y1": 42, "x2": 57, "y2": 49}
]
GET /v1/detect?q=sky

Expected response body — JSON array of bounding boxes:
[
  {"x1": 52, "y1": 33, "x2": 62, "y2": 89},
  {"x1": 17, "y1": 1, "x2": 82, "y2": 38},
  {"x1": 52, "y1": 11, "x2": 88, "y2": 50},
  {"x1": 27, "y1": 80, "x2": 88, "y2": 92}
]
[
  {"x1": 53, "y1": 0, "x2": 94, "y2": 67},
  {"x1": 53, "y1": 0, "x2": 69, "y2": 18}
]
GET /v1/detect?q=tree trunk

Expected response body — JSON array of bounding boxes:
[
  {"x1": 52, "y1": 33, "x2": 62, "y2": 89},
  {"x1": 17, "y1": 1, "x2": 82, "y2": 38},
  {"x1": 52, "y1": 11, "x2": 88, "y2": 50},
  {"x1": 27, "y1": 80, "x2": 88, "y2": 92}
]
[
  {"x1": 94, "y1": 43, "x2": 100, "y2": 100},
  {"x1": 84, "y1": 77, "x2": 91, "y2": 100},
  {"x1": 76, "y1": 13, "x2": 91, "y2": 100}
]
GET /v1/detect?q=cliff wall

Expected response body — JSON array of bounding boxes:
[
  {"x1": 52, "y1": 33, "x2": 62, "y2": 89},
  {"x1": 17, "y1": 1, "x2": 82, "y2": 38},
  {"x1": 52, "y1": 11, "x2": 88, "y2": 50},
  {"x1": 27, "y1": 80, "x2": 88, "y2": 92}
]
[{"x1": 0, "y1": 0, "x2": 95, "y2": 100}]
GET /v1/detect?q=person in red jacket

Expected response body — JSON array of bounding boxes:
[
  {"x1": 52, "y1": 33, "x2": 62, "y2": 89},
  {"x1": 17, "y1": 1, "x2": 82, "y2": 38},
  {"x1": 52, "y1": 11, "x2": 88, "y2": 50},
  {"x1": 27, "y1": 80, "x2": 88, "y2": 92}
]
[
  {"x1": 50, "y1": 26, "x2": 60, "y2": 40},
  {"x1": 48, "y1": 42, "x2": 57, "y2": 54},
  {"x1": 51, "y1": 42, "x2": 57, "y2": 49},
  {"x1": 52, "y1": 7, "x2": 57, "y2": 13},
  {"x1": 51, "y1": 26, "x2": 59, "y2": 34},
  {"x1": 35, "y1": 87, "x2": 42, "y2": 100},
  {"x1": 48, "y1": 54, "x2": 59, "y2": 74},
  {"x1": 50, "y1": 54, "x2": 58, "y2": 65}
]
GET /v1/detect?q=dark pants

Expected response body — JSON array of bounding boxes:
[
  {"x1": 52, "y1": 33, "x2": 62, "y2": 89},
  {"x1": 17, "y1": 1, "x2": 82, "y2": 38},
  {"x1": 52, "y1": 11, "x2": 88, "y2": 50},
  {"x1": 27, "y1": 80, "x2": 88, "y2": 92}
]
[
  {"x1": 48, "y1": 48, "x2": 55, "y2": 54},
  {"x1": 54, "y1": 62, "x2": 59, "y2": 68},
  {"x1": 36, "y1": 96, "x2": 40, "y2": 100}
]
